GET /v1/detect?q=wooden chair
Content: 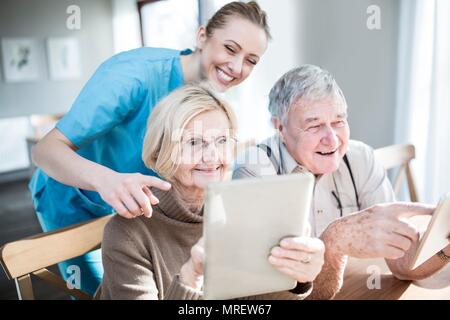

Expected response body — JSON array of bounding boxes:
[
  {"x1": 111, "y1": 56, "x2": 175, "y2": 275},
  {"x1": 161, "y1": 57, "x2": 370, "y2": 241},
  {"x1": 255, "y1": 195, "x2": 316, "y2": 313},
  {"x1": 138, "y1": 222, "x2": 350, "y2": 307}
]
[
  {"x1": 0, "y1": 214, "x2": 113, "y2": 300},
  {"x1": 374, "y1": 144, "x2": 419, "y2": 202}
]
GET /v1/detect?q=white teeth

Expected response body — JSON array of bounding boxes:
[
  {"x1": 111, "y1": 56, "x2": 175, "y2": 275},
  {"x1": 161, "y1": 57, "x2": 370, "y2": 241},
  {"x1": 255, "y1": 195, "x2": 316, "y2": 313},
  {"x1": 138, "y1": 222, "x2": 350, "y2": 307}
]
[
  {"x1": 318, "y1": 150, "x2": 336, "y2": 155},
  {"x1": 217, "y1": 68, "x2": 233, "y2": 82}
]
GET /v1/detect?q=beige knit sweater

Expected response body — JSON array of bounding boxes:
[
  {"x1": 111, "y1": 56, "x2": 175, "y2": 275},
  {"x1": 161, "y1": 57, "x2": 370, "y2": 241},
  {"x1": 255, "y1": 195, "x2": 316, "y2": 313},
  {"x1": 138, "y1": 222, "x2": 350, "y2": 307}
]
[{"x1": 100, "y1": 188, "x2": 312, "y2": 300}]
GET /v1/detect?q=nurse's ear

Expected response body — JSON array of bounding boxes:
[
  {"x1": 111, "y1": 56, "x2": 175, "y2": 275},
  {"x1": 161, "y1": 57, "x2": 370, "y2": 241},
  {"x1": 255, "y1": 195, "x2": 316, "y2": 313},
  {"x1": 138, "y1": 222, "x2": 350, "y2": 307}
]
[{"x1": 196, "y1": 26, "x2": 208, "y2": 51}]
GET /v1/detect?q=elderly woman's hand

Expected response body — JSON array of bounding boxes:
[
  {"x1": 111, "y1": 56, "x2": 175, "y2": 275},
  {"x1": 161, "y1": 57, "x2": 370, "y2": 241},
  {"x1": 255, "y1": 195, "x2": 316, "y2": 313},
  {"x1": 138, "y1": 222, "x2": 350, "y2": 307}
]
[
  {"x1": 180, "y1": 237, "x2": 205, "y2": 290},
  {"x1": 269, "y1": 236, "x2": 325, "y2": 283}
]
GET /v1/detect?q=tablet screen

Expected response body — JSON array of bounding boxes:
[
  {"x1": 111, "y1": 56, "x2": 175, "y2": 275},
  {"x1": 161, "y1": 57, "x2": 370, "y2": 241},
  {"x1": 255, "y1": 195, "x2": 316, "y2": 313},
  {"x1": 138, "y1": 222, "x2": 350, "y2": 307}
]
[{"x1": 203, "y1": 173, "x2": 314, "y2": 300}]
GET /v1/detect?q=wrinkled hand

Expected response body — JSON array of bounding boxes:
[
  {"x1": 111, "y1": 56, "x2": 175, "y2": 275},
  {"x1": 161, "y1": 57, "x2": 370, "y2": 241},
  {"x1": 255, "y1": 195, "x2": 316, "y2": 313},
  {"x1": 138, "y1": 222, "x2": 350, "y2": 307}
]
[
  {"x1": 389, "y1": 236, "x2": 450, "y2": 273},
  {"x1": 269, "y1": 236, "x2": 325, "y2": 283},
  {"x1": 323, "y1": 202, "x2": 434, "y2": 260},
  {"x1": 180, "y1": 238, "x2": 204, "y2": 290},
  {"x1": 443, "y1": 241, "x2": 450, "y2": 256},
  {"x1": 95, "y1": 172, "x2": 171, "y2": 219}
]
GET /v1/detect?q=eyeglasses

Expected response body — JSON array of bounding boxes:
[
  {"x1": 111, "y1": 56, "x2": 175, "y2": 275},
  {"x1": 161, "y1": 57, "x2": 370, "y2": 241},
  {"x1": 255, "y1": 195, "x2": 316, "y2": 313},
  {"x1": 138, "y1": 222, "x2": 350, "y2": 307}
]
[{"x1": 181, "y1": 136, "x2": 237, "y2": 155}]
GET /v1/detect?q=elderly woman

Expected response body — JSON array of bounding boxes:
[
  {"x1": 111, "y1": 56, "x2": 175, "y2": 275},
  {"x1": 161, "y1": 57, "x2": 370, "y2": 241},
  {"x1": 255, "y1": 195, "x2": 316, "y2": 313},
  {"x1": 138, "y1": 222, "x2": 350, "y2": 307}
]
[{"x1": 100, "y1": 84, "x2": 325, "y2": 300}]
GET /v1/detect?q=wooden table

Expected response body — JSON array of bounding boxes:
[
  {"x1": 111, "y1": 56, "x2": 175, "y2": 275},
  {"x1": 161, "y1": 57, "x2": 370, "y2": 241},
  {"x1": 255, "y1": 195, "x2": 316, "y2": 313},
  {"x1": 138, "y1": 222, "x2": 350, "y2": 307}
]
[
  {"x1": 334, "y1": 257, "x2": 450, "y2": 300},
  {"x1": 334, "y1": 216, "x2": 450, "y2": 300}
]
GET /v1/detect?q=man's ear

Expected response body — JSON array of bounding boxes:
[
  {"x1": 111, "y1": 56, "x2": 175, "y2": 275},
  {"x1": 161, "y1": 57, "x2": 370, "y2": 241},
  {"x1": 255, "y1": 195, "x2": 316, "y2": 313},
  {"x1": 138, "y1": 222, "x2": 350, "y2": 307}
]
[
  {"x1": 271, "y1": 117, "x2": 286, "y2": 143},
  {"x1": 196, "y1": 26, "x2": 208, "y2": 50}
]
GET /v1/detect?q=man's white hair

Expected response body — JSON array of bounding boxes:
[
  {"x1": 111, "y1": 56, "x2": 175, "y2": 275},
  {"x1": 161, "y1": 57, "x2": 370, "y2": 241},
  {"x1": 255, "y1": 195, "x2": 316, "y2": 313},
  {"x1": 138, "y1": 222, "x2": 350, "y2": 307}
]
[{"x1": 268, "y1": 65, "x2": 347, "y2": 124}]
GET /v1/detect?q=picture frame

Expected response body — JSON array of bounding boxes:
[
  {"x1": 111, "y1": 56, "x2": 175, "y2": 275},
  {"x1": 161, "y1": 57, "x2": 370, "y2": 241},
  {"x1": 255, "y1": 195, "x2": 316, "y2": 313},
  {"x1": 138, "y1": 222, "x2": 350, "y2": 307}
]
[
  {"x1": 46, "y1": 37, "x2": 81, "y2": 80},
  {"x1": 1, "y1": 38, "x2": 41, "y2": 83}
]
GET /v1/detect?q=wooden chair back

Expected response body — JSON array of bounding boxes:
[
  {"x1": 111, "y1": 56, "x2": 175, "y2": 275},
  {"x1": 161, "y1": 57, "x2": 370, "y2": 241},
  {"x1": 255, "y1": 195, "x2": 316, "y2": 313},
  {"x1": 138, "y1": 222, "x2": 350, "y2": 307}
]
[
  {"x1": 0, "y1": 215, "x2": 112, "y2": 300},
  {"x1": 374, "y1": 144, "x2": 419, "y2": 202}
]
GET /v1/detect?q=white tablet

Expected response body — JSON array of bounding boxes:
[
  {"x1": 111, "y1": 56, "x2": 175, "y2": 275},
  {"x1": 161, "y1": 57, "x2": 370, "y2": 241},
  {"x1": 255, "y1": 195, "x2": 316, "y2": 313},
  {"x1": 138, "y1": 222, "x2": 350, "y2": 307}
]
[
  {"x1": 410, "y1": 194, "x2": 450, "y2": 269},
  {"x1": 203, "y1": 173, "x2": 314, "y2": 300}
]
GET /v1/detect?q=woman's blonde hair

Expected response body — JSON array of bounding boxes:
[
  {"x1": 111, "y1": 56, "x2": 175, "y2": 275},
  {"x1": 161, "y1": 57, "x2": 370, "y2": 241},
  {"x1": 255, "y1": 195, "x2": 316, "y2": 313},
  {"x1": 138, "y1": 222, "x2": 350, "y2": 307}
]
[
  {"x1": 142, "y1": 84, "x2": 238, "y2": 180},
  {"x1": 206, "y1": 1, "x2": 271, "y2": 40}
]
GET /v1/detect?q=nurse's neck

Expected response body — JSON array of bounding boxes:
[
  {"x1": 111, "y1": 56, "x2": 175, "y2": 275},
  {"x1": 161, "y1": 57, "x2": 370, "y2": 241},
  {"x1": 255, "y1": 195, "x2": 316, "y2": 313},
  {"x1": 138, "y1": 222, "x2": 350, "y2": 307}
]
[{"x1": 180, "y1": 50, "x2": 203, "y2": 83}]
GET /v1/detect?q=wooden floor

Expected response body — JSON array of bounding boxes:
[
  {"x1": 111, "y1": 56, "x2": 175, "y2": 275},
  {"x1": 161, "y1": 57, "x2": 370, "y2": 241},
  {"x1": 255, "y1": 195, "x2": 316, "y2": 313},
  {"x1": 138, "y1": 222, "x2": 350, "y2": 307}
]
[{"x1": 0, "y1": 179, "x2": 69, "y2": 300}]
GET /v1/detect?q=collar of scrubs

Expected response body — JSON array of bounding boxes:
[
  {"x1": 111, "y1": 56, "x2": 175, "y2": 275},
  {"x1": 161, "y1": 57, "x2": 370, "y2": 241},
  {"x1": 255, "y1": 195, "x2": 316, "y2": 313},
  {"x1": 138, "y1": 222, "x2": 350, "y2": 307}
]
[{"x1": 180, "y1": 48, "x2": 193, "y2": 56}]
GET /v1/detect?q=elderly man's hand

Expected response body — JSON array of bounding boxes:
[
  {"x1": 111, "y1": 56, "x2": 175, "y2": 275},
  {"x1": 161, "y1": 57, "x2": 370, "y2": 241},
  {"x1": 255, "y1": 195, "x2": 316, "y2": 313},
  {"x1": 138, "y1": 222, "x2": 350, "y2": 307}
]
[
  {"x1": 321, "y1": 202, "x2": 434, "y2": 259},
  {"x1": 443, "y1": 242, "x2": 450, "y2": 256},
  {"x1": 269, "y1": 236, "x2": 325, "y2": 283}
]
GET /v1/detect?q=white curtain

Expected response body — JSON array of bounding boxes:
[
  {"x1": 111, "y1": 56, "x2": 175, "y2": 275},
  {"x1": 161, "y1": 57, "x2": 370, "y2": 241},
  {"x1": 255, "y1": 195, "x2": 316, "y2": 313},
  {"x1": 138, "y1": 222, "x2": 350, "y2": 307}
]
[{"x1": 395, "y1": 0, "x2": 450, "y2": 204}]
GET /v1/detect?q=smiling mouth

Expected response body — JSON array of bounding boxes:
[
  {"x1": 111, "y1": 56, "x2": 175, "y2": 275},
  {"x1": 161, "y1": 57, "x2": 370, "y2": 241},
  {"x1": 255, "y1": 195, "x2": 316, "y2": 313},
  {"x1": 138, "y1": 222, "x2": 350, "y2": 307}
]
[
  {"x1": 216, "y1": 67, "x2": 235, "y2": 84},
  {"x1": 316, "y1": 149, "x2": 338, "y2": 156},
  {"x1": 194, "y1": 165, "x2": 222, "y2": 172}
]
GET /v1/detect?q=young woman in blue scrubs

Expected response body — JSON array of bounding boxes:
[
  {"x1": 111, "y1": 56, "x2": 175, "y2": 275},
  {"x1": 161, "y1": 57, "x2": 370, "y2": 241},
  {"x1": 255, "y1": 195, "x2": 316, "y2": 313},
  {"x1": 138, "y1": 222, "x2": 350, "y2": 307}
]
[{"x1": 29, "y1": 1, "x2": 270, "y2": 295}]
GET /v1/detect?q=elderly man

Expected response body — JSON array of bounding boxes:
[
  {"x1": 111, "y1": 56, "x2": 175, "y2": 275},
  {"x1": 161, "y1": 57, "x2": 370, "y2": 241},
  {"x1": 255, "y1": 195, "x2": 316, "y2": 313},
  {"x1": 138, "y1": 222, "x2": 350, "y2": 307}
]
[{"x1": 233, "y1": 65, "x2": 450, "y2": 299}]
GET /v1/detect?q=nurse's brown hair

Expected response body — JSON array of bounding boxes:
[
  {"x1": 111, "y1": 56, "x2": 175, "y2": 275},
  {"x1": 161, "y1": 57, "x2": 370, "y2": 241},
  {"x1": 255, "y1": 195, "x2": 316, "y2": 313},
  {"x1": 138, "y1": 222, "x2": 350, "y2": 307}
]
[{"x1": 206, "y1": 1, "x2": 271, "y2": 40}]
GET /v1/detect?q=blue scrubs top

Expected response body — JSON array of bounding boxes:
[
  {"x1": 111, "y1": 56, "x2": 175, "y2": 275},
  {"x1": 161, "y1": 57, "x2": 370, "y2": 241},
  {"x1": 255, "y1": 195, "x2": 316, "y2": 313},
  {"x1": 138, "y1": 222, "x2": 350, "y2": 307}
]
[{"x1": 29, "y1": 47, "x2": 191, "y2": 229}]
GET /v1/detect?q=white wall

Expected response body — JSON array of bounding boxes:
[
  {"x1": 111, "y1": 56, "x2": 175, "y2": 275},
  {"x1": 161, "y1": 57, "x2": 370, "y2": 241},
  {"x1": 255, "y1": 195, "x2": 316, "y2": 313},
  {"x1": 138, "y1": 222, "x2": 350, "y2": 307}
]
[
  {"x1": 229, "y1": 0, "x2": 304, "y2": 142},
  {"x1": 297, "y1": 0, "x2": 400, "y2": 148},
  {"x1": 0, "y1": 0, "x2": 114, "y2": 173},
  {"x1": 232, "y1": 0, "x2": 399, "y2": 148},
  {"x1": 0, "y1": 0, "x2": 114, "y2": 118}
]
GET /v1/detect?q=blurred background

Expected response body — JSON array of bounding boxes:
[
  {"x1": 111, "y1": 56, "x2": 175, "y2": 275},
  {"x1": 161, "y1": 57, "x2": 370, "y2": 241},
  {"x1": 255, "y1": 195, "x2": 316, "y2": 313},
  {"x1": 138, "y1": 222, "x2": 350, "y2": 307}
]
[{"x1": 0, "y1": 0, "x2": 448, "y2": 299}]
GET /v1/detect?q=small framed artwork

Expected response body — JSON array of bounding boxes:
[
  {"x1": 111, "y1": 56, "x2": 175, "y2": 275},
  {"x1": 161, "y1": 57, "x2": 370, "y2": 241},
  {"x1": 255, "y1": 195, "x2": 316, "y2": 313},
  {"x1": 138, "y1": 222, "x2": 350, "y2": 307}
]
[
  {"x1": 1, "y1": 38, "x2": 41, "y2": 83},
  {"x1": 46, "y1": 37, "x2": 81, "y2": 80}
]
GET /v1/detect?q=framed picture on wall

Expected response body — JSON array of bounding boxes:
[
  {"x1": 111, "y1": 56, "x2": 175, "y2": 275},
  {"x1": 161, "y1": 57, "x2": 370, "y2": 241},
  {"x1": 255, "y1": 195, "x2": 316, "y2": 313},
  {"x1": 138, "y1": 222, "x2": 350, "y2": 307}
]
[
  {"x1": 46, "y1": 37, "x2": 81, "y2": 80},
  {"x1": 1, "y1": 38, "x2": 41, "y2": 83}
]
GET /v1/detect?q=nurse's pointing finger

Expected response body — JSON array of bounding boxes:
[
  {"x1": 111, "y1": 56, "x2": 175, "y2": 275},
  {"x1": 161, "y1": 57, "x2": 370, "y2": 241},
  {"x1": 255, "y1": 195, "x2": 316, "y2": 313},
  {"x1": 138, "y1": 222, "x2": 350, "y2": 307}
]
[
  {"x1": 143, "y1": 187, "x2": 157, "y2": 218},
  {"x1": 142, "y1": 175, "x2": 171, "y2": 191},
  {"x1": 143, "y1": 186, "x2": 159, "y2": 204},
  {"x1": 133, "y1": 187, "x2": 152, "y2": 218},
  {"x1": 110, "y1": 199, "x2": 134, "y2": 219}
]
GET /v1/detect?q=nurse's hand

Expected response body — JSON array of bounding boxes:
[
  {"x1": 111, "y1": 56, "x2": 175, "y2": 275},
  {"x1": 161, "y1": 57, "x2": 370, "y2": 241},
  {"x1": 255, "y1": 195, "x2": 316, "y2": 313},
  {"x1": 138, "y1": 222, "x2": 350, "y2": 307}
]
[{"x1": 95, "y1": 172, "x2": 171, "y2": 219}]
